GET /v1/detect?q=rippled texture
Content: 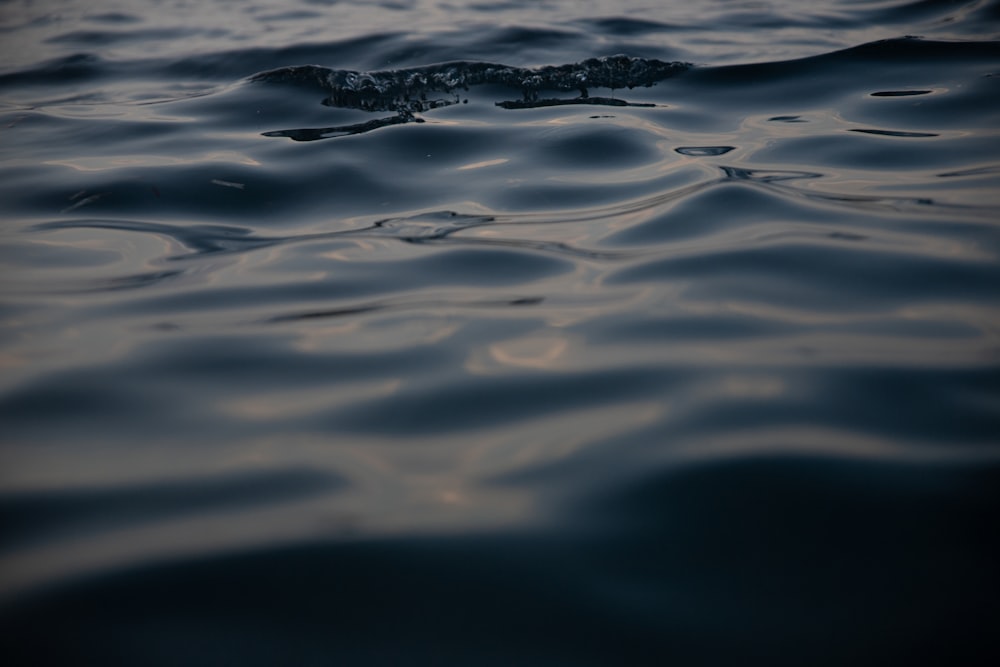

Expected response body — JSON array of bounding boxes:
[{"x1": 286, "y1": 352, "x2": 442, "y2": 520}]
[
  {"x1": 1, "y1": 0, "x2": 999, "y2": 664},
  {"x1": 251, "y1": 55, "x2": 691, "y2": 138}
]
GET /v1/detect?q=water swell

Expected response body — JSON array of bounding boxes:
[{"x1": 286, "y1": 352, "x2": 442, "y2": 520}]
[
  {"x1": 4, "y1": 2, "x2": 1000, "y2": 661},
  {"x1": 250, "y1": 55, "x2": 691, "y2": 139}
]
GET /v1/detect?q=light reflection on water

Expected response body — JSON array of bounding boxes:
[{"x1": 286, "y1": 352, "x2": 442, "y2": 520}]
[{"x1": 1, "y1": 0, "x2": 999, "y2": 663}]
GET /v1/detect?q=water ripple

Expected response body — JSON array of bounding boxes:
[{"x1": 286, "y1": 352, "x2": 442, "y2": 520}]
[{"x1": 2, "y1": 6, "x2": 1000, "y2": 663}]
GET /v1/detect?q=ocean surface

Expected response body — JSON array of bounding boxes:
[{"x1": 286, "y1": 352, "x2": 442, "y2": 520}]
[{"x1": 1, "y1": 0, "x2": 999, "y2": 664}]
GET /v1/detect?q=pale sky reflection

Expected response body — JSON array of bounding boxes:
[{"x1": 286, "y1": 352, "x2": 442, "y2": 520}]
[{"x1": 0, "y1": 395, "x2": 666, "y2": 602}]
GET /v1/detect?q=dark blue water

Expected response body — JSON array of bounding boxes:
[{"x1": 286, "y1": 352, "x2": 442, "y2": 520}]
[{"x1": 2, "y1": 0, "x2": 1000, "y2": 664}]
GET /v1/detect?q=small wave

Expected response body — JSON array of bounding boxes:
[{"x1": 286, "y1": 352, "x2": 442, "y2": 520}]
[
  {"x1": 251, "y1": 55, "x2": 690, "y2": 138},
  {"x1": 850, "y1": 127, "x2": 939, "y2": 138}
]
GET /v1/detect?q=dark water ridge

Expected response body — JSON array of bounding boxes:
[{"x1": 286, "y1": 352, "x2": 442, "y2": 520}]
[
  {"x1": 2, "y1": 0, "x2": 1000, "y2": 663},
  {"x1": 251, "y1": 55, "x2": 691, "y2": 104},
  {"x1": 251, "y1": 55, "x2": 691, "y2": 138}
]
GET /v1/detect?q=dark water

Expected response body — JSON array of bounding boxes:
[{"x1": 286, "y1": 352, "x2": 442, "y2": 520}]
[{"x1": 2, "y1": 0, "x2": 1000, "y2": 664}]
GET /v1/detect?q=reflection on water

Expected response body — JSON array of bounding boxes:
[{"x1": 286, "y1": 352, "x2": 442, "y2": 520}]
[{"x1": 1, "y1": 0, "x2": 1000, "y2": 664}]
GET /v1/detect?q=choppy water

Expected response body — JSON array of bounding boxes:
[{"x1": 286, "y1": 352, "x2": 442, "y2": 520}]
[{"x1": 2, "y1": 0, "x2": 1000, "y2": 664}]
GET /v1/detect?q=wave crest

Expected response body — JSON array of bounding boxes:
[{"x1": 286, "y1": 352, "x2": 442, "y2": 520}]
[{"x1": 251, "y1": 55, "x2": 690, "y2": 109}]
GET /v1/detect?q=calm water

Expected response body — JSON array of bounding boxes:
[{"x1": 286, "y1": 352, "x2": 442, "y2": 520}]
[{"x1": 2, "y1": 0, "x2": 999, "y2": 664}]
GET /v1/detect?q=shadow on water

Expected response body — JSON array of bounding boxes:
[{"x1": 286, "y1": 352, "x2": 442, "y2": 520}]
[{"x1": 1, "y1": 454, "x2": 997, "y2": 666}]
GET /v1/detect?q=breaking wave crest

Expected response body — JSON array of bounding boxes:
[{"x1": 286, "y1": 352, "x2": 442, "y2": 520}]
[{"x1": 250, "y1": 55, "x2": 691, "y2": 139}]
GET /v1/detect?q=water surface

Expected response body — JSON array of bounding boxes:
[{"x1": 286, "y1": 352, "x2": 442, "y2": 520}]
[{"x1": 1, "y1": 1, "x2": 999, "y2": 664}]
